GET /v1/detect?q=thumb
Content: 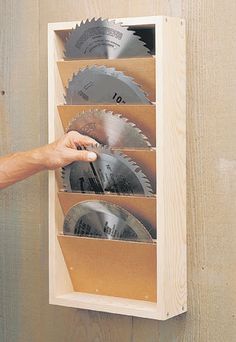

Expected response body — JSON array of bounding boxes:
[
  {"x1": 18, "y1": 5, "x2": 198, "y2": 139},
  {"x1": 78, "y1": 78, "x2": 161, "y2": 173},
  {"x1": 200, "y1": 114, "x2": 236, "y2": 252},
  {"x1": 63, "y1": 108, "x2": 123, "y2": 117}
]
[{"x1": 66, "y1": 149, "x2": 97, "y2": 163}]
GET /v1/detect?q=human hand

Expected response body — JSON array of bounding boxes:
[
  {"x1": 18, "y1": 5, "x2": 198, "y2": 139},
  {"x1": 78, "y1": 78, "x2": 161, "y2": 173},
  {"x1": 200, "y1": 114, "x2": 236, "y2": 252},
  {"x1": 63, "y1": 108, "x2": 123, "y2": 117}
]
[{"x1": 36, "y1": 131, "x2": 97, "y2": 170}]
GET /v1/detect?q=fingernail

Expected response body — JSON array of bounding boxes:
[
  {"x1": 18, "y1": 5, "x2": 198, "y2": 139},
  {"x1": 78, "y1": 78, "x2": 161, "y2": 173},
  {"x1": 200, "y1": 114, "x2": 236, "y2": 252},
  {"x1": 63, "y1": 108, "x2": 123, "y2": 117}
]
[{"x1": 88, "y1": 152, "x2": 97, "y2": 161}]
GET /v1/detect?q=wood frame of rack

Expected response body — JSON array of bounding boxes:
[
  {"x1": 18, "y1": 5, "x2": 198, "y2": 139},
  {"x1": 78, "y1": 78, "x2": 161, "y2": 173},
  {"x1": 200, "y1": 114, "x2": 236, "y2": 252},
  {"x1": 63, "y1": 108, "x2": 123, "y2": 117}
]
[{"x1": 48, "y1": 16, "x2": 186, "y2": 320}]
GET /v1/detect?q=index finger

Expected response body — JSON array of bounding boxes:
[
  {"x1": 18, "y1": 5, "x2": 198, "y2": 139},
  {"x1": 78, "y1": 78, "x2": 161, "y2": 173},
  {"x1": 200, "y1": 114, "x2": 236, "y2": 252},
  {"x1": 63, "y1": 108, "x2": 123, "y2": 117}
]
[{"x1": 67, "y1": 131, "x2": 98, "y2": 147}]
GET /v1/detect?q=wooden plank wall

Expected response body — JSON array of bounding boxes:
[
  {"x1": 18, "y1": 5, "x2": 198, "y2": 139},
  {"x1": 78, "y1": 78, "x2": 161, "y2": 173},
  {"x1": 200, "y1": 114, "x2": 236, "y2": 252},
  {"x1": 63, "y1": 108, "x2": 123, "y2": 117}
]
[{"x1": 0, "y1": 0, "x2": 236, "y2": 341}]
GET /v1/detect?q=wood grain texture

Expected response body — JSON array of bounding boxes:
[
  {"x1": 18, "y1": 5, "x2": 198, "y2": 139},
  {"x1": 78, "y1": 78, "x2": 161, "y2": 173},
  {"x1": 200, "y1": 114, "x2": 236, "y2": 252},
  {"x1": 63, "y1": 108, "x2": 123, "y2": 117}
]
[
  {"x1": 154, "y1": 16, "x2": 186, "y2": 319},
  {"x1": 49, "y1": 16, "x2": 186, "y2": 320},
  {"x1": 50, "y1": 33, "x2": 159, "y2": 316},
  {"x1": 0, "y1": 0, "x2": 236, "y2": 341}
]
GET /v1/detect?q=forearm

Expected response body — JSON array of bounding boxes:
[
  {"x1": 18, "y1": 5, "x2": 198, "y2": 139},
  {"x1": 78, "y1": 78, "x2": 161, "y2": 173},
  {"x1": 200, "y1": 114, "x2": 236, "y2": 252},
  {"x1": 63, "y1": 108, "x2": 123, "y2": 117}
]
[
  {"x1": 0, "y1": 148, "x2": 46, "y2": 189},
  {"x1": 0, "y1": 131, "x2": 97, "y2": 190}
]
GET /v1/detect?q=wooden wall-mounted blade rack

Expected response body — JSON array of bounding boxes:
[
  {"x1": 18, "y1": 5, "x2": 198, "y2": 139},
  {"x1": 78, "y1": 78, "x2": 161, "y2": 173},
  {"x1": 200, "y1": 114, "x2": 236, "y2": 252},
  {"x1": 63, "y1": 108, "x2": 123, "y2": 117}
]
[{"x1": 48, "y1": 16, "x2": 186, "y2": 320}]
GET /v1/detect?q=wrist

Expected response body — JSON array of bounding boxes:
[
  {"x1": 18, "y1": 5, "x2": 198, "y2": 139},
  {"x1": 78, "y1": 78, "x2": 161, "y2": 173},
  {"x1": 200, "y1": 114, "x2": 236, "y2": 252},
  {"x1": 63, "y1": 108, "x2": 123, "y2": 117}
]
[{"x1": 28, "y1": 147, "x2": 49, "y2": 171}]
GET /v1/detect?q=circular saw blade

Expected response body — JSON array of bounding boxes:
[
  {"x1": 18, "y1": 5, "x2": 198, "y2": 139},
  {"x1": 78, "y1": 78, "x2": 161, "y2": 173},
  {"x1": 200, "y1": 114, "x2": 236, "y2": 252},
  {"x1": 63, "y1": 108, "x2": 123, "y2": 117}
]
[
  {"x1": 62, "y1": 145, "x2": 153, "y2": 196},
  {"x1": 63, "y1": 200, "x2": 153, "y2": 243},
  {"x1": 65, "y1": 65, "x2": 151, "y2": 104},
  {"x1": 67, "y1": 108, "x2": 151, "y2": 148},
  {"x1": 64, "y1": 17, "x2": 150, "y2": 59}
]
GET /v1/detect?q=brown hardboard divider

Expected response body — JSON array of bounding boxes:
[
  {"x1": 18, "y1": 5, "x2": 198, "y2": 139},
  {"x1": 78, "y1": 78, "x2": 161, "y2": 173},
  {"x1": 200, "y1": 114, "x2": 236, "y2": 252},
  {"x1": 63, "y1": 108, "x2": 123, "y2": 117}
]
[
  {"x1": 56, "y1": 148, "x2": 156, "y2": 193},
  {"x1": 56, "y1": 53, "x2": 158, "y2": 302},
  {"x1": 57, "y1": 234, "x2": 157, "y2": 302},
  {"x1": 49, "y1": 17, "x2": 186, "y2": 319},
  {"x1": 58, "y1": 191, "x2": 156, "y2": 235},
  {"x1": 57, "y1": 57, "x2": 156, "y2": 102},
  {"x1": 123, "y1": 149, "x2": 156, "y2": 191},
  {"x1": 55, "y1": 39, "x2": 158, "y2": 307},
  {"x1": 58, "y1": 104, "x2": 156, "y2": 147}
]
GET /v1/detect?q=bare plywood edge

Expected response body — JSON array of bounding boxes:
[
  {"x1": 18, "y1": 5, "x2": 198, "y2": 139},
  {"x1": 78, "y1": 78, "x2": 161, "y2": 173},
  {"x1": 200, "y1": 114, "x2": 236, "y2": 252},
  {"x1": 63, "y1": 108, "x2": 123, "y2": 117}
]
[
  {"x1": 58, "y1": 192, "x2": 156, "y2": 232},
  {"x1": 48, "y1": 16, "x2": 186, "y2": 320},
  {"x1": 58, "y1": 104, "x2": 156, "y2": 146},
  {"x1": 58, "y1": 235, "x2": 157, "y2": 302},
  {"x1": 57, "y1": 57, "x2": 156, "y2": 101}
]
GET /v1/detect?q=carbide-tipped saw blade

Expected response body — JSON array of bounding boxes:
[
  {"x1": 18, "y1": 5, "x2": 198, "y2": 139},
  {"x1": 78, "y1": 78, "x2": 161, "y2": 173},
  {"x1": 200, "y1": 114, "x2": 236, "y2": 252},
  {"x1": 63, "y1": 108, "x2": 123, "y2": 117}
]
[
  {"x1": 62, "y1": 145, "x2": 153, "y2": 196},
  {"x1": 63, "y1": 200, "x2": 153, "y2": 242},
  {"x1": 67, "y1": 108, "x2": 151, "y2": 148},
  {"x1": 65, "y1": 65, "x2": 150, "y2": 104},
  {"x1": 64, "y1": 17, "x2": 150, "y2": 59}
]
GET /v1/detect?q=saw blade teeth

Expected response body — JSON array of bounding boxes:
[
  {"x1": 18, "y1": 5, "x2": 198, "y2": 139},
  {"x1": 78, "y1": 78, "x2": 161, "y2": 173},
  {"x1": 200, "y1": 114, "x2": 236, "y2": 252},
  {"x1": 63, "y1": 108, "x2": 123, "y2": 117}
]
[
  {"x1": 96, "y1": 65, "x2": 107, "y2": 72},
  {"x1": 65, "y1": 65, "x2": 150, "y2": 104},
  {"x1": 64, "y1": 17, "x2": 150, "y2": 59},
  {"x1": 79, "y1": 66, "x2": 88, "y2": 73},
  {"x1": 61, "y1": 169, "x2": 68, "y2": 191},
  {"x1": 61, "y1": 144, "x2": 154, "y2": 196},
  {"x1": 67, "y1": 107, "x2": 152, "y2": 147},
  {"x1": 87, "y1": 142, "x2": 101, "y2": 149},
  {"x1": 116, "y1": 20, "x2": 127, "y2": 26},
  {"x1": 63, "y1": 200, "x2": 154, "y2": 242},
  {"x1": 141, "y1": 134, "x2": 151, "y2": 147},
  {"x1": 108, "y1": 67, "x2": 116, "y2": 74},
  {"x1": 114, "y1": 113, "x2": 122, "y2": 118},
  {"x1": 135, "y1": 166, "x2": 142, "y2": 173},
  {"x1": 101, "y1": 144, "x2": 110, "y2": 150}
]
